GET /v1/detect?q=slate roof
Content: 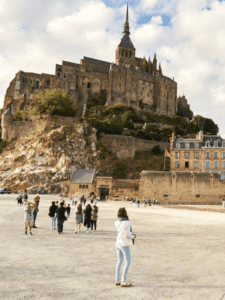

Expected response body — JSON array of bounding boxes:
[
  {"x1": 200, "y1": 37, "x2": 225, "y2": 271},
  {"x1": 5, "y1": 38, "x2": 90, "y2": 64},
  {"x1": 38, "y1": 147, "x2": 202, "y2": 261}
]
[
  {"x1": 70, "y1": 169, "x2": 95, "y2": 184},
  {"x1": 83, "y1": 57, "x2": 127, "y2": 69},
  {"x1": 119, "y1": 33, "x2": 135, "y2": 50},
  {"x1": 173, "y1": 135, "x2": 224, "y2": 149},
  {"x1": 4, "y1": 108, "x2": 12, "y2": 115}
]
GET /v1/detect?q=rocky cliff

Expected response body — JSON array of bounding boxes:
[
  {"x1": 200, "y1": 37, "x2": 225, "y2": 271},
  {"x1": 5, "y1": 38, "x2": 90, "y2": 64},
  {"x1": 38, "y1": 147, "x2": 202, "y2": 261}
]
[{"x1": 0, "y1": 122, "x2": 99, "y2": 194}]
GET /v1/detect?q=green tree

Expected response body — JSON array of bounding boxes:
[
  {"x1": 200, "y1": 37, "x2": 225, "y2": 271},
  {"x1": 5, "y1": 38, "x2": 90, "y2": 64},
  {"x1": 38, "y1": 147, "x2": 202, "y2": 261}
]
[
  {"x1": 113, "y1": 160, "x2": 127, "y2": 178},
  {"x1": 152, "y1": 145, "x2": 161, "y2": 155},
  {"x1": 32, "y1": 88, "x2": 77, "y2": 117}
]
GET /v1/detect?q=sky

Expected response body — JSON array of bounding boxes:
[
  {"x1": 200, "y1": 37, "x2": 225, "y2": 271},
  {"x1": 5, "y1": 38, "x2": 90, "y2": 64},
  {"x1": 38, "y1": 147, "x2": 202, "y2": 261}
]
[{"x1": 1, "y1": 0, "x2": 225, "y2": 135}]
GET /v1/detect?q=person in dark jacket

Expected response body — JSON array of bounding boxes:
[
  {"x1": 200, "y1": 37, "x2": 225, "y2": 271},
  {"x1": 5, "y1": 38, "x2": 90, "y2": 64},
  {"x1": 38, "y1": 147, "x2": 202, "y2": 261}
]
[
  {"x1": 49, "y1": 201, "x2": 58, "y2": 230},
  {"x1": 33, "y1": 195, "x2": 40, "y2": 228},
  {"x1": 56, "y1": 202, "x2": 67, "y2": 234},
  {"x1": 66, "y1": 204, "x2": 71, "y2": 218},
  {"x1": 83, "y1": 204, "x2": 92, "y2": 233}
]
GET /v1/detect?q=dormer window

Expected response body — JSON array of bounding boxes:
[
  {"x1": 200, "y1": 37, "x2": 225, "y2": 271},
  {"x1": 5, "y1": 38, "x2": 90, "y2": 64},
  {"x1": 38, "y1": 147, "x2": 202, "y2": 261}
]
[
  {"x1": 214, "y1": 141, "x2": 218, "y2": 147},
  {"x1": 206, "y1": 141, "x2": 210, "y2": 147},
  {"x1": 222, "y1": 141, "x2": 225, "y2": 147}
]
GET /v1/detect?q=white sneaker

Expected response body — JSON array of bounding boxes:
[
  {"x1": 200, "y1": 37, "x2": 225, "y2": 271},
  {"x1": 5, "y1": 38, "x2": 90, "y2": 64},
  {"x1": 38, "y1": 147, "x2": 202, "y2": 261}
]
[{"x1": 85, "y1": 231, "x2": 89, "y2": 234}]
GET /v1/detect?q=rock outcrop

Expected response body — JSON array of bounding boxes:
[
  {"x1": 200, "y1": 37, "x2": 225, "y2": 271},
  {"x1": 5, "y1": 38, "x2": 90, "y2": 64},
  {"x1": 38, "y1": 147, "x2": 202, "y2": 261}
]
[{"x1": 0, "y1": 121, "x2": 99, "y2": 194}]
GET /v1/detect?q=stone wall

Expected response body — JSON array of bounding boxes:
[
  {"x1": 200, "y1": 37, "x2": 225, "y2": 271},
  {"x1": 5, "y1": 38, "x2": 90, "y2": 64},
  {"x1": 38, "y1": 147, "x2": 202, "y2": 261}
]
[
  {"x1": 3, "y1": 115, "x2": 79, "y2": 140},
  {"x1": 101, "y1": 134, "x2": 170, "y2": 159},
  {"x1": 139, "y1": 171, "x2": 225, "y2": 204}
]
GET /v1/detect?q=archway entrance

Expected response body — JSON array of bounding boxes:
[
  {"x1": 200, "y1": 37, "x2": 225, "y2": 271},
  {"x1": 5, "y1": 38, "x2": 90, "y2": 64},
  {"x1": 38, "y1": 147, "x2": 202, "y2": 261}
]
[{"x1": 99, "y1": 186, "x2": 109, "y2": 200}]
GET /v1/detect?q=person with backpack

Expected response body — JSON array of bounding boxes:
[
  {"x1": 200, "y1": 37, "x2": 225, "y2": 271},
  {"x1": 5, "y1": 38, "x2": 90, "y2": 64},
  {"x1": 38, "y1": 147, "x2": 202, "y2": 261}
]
[
  {"x1": 49, "y1": 201, "x2": 58, "y2": 230},
  {"x1": 24, "y1": 201, "x2": 34, "y2": 235},
  {"x1": 137, "y1": 200, "x2": 140, "y2": 208},
  {"x1": 132, "y1": 198, "x2": 136, "y2": 208},
  {"x1": 74, "y1": 204, "x2": 83, "y2": 233},
  {"x1": 114, "y1": 207, "x2": 136, "y2": 287},
  {"x1": 83, "y1": 204, "x2": 92, "y2": 233},
  {"x1": 56, "y1": 202, "x2": 67, "y2": 234},
  {"x1": 91, "y1": 205, "x2": 98, "y2": 231}
]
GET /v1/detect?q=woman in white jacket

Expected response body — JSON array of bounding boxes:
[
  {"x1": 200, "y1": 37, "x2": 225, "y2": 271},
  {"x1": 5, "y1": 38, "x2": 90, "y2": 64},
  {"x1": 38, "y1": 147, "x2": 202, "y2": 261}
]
[{"x1": 114, "y1": 207, "x2": 136, "y2": 287}]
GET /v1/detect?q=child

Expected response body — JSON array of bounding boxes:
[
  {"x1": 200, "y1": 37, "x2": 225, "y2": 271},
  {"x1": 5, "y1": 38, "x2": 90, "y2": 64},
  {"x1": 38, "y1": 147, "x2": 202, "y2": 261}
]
[
  {"x1": 66, "y1": 204, "x2": 71, "y2": 218},
  {"x1": 91, "y1": 205, "x2": 98, "y2": 231},
  {"x1": 74, "y1": 204, "x2": 83, "y2": 233}
]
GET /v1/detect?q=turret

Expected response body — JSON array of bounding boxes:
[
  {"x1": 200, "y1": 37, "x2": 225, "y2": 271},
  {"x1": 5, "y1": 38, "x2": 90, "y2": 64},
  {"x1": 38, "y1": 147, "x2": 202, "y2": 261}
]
[
  {"x1": 153, "y1": 53, "x2": 157, "y2": 75},
  {"x1": 2, "y1": 108, "x2": 13, "y2": 140}
]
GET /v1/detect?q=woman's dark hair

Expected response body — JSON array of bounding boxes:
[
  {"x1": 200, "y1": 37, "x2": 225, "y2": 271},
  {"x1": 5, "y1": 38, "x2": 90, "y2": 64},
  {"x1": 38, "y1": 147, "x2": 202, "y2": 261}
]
[
  {"x1": 84, "y1": 204, "x2": 92, "y2": 214},
  {"x1": 93, "y1": 205, "x2": 98, "y2": 213},
  {"x1": 52, "y1": 201, "x2": 55, "y2": 205},
  {"x1": 77, "y1": 204, "x2": 82, "y2": 215},
  {"x1": 60, "y1": 202, "x2": 64, "y2": 207},
  {"x1": 117, "y1": 207, "x2": 129, "y2": 220}
]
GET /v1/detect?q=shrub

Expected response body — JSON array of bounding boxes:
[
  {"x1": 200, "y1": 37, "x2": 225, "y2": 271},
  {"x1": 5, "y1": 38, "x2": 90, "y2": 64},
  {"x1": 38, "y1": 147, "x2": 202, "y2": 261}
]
[
  {"x1": 87, "y1": 90, "x2": 107, "y2": 109},
  {"x1": 123, "y1": 119, "x2": 135, "y2": 130},
  {"x1": 152, "y1": 145, "x2": 161, "y2": 155},
  {"x1": 13, "y1": 111, "x2": 23, "y2": 121},
  {"x1": 31, "y1": 88, "x2": 77, "y2": 117},
  {"x1": 139, "y1": 100, "x2": 144, "y2": 110},
  {"x1": 113, "y1": 160, "x2": 127, "y2": 178}
]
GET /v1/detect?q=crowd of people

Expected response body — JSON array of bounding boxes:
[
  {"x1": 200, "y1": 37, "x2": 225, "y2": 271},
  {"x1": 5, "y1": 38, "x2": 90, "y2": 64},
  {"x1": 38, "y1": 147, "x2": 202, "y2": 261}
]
[{"x1": 17, "y1": 191, "x2": 138, "y2": 287}]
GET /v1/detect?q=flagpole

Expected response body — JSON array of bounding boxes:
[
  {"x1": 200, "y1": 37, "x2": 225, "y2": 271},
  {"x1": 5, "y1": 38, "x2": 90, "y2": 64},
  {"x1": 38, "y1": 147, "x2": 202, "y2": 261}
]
[{"x1": 164, "y1": 149, "x2": 166, "y2": 171}]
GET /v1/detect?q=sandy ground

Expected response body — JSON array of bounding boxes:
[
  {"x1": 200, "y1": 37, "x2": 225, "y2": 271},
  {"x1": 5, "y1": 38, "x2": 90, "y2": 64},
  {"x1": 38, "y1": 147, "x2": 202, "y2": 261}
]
[{"x1": 1, "y1": 195, "x2": 225, "y2": 300}]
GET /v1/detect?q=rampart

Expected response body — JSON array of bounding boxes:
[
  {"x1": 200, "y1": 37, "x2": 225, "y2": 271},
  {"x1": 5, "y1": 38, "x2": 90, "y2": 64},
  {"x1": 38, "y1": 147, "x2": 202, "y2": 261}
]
[
  {"x1": 101, "y1": 134, "x2": 170, "y2": 159},
  {"x1": 2, "y1": 114, "x2": 79, "y2": 140},
  {"x1": 139, "y1": 171, "x2": 225, "y2": 204}
]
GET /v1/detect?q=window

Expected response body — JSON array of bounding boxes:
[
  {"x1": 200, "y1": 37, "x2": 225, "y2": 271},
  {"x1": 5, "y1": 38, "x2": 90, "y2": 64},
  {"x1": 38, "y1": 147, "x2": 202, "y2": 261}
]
[
  {"x1": 180, "y1": 143, "x2": 185, "y2": 149},
  {"x1": 206, "y1": 152, "x2": 210, "y2": 159},
  {"x1": 194, "y1": 161, "x2": 198, "y2": 168},
  {"x1": 83, "y1": 185, "x2": 85, "y2": 188},
  {"x1": 223, "y1": 152, "x2": 225, "y2": 158},
  {"x1": 206, "y1": 161, "x2": 210, "y2": 169},
  {"x1": 195, "y1": 152, "x2": 199, "y2": 159},
  {"x1": 119, "y1": 83, "x2": 121, "y2": 87},
  {"x1": 35, "y1": 81, "x2": 39, "y2": 88},
  {"x1": 87, "y1": 82, "x2": 91, "y2": 88},
  {"x1": 86, "y1": 185, "x2": 88, "y2": 189},
  {"x1": 57, "y1": 72, "x2": 60, "y2": 77},
  {"x1": 126, "y1": 51, "x2": 128, "y2": 57},
  {"x1": 176, "y1": 152, "x2": 179, "y2": 158},
  {"x1": 206, "y1": 141, "x2": 210, "y2": 147},
  {"x1": 175, "y1": 161, "x2": 180, "y2": 168},
  {"x1": 185, "y1": 143, "x2": 189, "y2": 149},
  {"x1": 176, "y1": 143, "x2": 180, "y2": 149},
  {"x1": 64, "y1": 74, "x2": 66, "y2": 78},
  {"x1": 223, "y1": 161, "x2": 225, "y2": 169},
  {"x1": 214, "y1": 141, "x2": 218, "y2": 147},
  {"x1": 194, "y1": 143, "x2": 199, "y2": 149},
  {"x1": 79, "y1": 185, "x2": 82, "y2": 188},
  {"x1": 185, "y1": 152, "x2": 189, "y2": 158},
  {"x1": 185, "y1": 161, "x2": 189, "y2": 168},
  {"x1": 214, "y1": 161, "x2": 218, "y2": 169},
  {"x1": 214, "y1": 152, "x2": 218, "y2": 159},
  {"x1": 76, "y1": 84, "x2": 78, "y2": 89},
  {"x1": 221, "y1": 172, "x2": 225, "y2": 180},
  {"x1": 122, "y1": 50, "x2": 124, "y2": 56}
]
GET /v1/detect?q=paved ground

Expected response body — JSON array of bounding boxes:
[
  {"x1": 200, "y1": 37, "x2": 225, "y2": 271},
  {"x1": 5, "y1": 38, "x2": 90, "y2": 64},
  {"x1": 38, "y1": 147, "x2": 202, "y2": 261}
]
[{"x1": 1, "y1": 195, "x2": 225, "y2": 300}]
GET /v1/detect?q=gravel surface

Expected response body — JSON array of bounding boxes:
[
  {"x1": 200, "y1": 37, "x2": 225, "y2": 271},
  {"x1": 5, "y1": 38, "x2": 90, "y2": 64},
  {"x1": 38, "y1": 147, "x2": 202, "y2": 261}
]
[{"x1": 1, "y1": 195, "x2": 225, "y2": 300}]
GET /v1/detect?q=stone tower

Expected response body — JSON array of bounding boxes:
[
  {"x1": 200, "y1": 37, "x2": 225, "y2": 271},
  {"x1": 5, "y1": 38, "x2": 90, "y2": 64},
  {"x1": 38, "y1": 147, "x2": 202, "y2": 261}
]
[
  {"x1": 115, "y1": 1, "x2": 136, "y2": 67},
  {"x1": 2, "y1": 108, "x2": 13, "y2": 141}
]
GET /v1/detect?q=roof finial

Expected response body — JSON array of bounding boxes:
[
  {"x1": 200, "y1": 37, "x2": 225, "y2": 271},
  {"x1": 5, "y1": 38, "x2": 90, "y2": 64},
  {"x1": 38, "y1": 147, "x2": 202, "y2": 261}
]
[{"x1": 123, "y1": 0, "x2": 130, "y2": 35}]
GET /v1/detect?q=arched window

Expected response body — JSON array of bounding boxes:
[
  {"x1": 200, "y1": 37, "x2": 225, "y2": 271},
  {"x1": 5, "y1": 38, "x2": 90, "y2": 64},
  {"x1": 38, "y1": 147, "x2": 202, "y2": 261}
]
[
  {"x1": 126, "y1": 51, "x2": 128, "y2": 57},
  {"x1": 87, "y1": 82, "x2": 91, "y2": 88},
  {"x1": 36, "y1": 81, "x2": 40, "y2": 89},
  {"x1": 206, "y1": 161, "x2": 210, "y2": 169}
]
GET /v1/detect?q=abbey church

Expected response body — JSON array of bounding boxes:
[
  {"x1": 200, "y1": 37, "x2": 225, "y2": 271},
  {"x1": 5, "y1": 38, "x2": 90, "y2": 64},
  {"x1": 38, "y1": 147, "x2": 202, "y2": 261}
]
[{"x1": 3, "y1": 3, "x2": 178, "y2": 117}]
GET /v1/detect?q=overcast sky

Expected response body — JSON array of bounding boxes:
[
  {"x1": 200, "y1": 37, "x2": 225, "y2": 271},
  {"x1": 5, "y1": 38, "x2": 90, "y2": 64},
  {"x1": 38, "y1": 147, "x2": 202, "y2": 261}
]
[{"x1": 1, "y1": 0, "x2": 225, "y2": 135}]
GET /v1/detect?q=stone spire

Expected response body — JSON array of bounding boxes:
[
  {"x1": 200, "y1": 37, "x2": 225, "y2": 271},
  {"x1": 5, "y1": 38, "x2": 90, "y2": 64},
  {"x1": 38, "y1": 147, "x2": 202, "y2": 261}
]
[{"x1": 123, "y1": 0, "x2": 130, "y2": 35}]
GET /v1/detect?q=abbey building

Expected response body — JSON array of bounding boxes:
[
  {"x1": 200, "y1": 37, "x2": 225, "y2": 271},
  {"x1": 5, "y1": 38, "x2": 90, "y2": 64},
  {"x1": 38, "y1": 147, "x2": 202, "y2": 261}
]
[{"x1": 3, "y1": 3, "x2": 177, "y2": 117}]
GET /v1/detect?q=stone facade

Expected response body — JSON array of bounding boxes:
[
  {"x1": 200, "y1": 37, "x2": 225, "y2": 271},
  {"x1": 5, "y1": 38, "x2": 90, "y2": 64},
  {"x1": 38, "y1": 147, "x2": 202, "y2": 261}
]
[
  {"x1": 3, "y1": 3, "x2": 177, "y2": 118},
  {"x1": 101, "y1": 133, "x2": 170, "y2": 159},
  {"x1": 69, "y1": 176, "x2": 139, "y2": 200},
  {"x1": 170, "y1": 131, "x2": 225, "y2": 179},
  {"x1": 139, "y1": 171, "x2": 225, "y2": 204}
]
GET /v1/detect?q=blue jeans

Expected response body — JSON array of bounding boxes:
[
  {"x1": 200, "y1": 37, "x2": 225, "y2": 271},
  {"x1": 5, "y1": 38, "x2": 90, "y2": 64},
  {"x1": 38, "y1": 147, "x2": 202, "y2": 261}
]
[
  {"x1": 115, "y1": 245, "x2": 131, "y2": 283},
  {"x1": 51, "y1": 217, "x2": 56, "y2": 228}
]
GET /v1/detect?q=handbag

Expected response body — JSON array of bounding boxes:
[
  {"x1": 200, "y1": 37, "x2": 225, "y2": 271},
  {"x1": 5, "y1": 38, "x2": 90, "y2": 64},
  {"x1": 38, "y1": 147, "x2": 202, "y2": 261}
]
[{"x1": 121, "y1": 221, "x2": 133, "y2": 247}]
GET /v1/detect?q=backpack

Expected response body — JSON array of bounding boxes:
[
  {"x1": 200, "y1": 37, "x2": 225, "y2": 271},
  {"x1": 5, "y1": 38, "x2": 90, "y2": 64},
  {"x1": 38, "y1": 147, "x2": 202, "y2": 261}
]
[{"x1": 121, "y1": 221, "x2": 133, "y2": 247}]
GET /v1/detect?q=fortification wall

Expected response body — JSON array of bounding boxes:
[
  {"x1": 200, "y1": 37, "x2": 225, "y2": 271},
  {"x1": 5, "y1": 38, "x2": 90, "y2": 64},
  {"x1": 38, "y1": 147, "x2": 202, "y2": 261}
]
[
  {"x1": 101, "y1": 134, "x2": 170, "y2": 159},
  {"x1": 139, "y1": 171, "x2": 225, "y2": 204},
  {"x1": 5, "y1": 115, "x2": 79, "y2": 140}
]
